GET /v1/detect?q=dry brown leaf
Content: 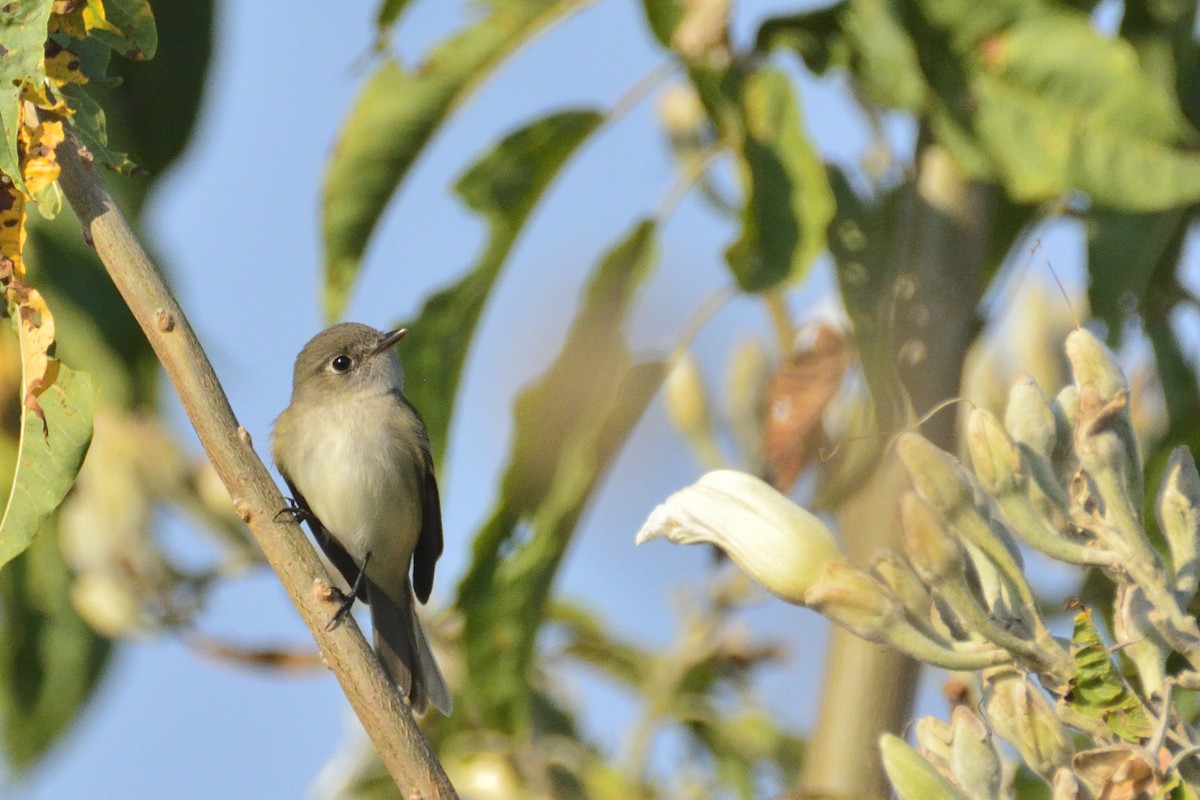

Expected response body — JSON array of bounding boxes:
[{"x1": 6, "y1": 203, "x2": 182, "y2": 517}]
[{"x1": 761, "y1": 325, "x2": 850, "y2": 492}]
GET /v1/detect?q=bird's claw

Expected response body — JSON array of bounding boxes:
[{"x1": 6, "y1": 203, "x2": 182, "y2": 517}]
[
  {"x1": 325, "y1": 589, "x2": 357, "y2": 631},
  {"x1": 274, "y1": 498, "x2": 310, "y2": 524}
]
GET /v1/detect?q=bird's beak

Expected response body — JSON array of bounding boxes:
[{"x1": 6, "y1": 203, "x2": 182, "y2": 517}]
[{"x1": 369, "y1": 327, "x2": 408, "y2": 358}]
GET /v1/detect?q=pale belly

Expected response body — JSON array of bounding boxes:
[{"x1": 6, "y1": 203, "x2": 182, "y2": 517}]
[{"x1": 280, "y1": 397, "x2": 423, "y2": 581}]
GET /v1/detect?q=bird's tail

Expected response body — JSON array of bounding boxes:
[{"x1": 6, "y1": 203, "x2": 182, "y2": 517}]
[{"x1": 368, "y1": 578, "x2": 452, "y2": 716}]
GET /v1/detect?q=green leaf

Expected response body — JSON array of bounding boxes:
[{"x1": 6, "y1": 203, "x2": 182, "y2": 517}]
[
  {"x1": 1067, "y1": 610, "x2": 1156, "y2": 742},
  {"x1": 550, "y1": 601, "x2": 652, "y2": 689},
  {"x1": 756, "y1": 0, "x2": 926, "y2": 111},
  {"x1": 724, "y1": 67, "x2": 834, "y2": 292},
  {"x1": 985, "y1": 13, "x2": 1191, "y2": 142},
  {"x1": 973, "y1": 71, "x2": 1200, "y2": 209},
  {"x1": 321, "y1": 0, "x2": 584, "y2": 322},
  {"x1": 826, "y1": 168, "x2": 904, "y2": 423},
  {"x1": 60, "y1": 84, "x2": 137, "y2": 175},
  {"x1": 454, "y1": 220, "x2": 663, "y2": 733},
  {"x1": 640, "y1": 0, "x2": 684, "y2": 48},
  {"x1": 0, "y1": 527, "x2": 112, "y2": 770},
  {"x1": 102, "y1": 0, "x2": 213, "y2": 178},
  {"x1": 0, "y1": 0, "x2": 54, "y2": 195},
  {"x1": 376, "y1": 0, "x2": 414, "y2": 36},
  {"x1": 880, "y1": 734, "x2": 971, "y2": 800},
  {"x1": 399, "y1": 109, "x2": 602, "y2": 466},
  {"x1": 87, "y1": 0, "x2": 156, "y2": 60},
  {"x1": 0, "y1": 348, "x2": 94, "y2": 570},
  {"x1": 1085, "y1": 208, "x2": 1188, "y2": 346},
  {"x1": 909, "y1": 2, "x2": 1200, "y2": 209}
]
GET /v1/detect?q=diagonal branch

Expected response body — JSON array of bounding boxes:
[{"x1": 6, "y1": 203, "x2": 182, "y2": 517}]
[{"x1": 52, "y1": 125, "x2": 458, "y2": 800}]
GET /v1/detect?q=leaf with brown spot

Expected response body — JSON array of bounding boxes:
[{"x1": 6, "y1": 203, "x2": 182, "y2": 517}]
[
  {"x1": 761, "y1": 325, "x2": 850, "y2": 492},
  {"x1": 23, "y1": 120, "x2": 62, "y2": 196},
  {"x1": 0, "y1": 176, "x2": 27, "y2": 282},
  {"x1": 44, "y1": 40, "x2": 89, "y2": 86},
  {"x1": 0, "y1": 312, "x2": 94, "y2": 569},
  {"x1": 11, "y1": 284, "x2": 56, "y2": 433}
]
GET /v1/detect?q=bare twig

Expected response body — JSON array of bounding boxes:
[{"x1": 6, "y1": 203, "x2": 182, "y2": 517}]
[{"x1": 53, "y1": 126, "x2": 458, "y2": 800}]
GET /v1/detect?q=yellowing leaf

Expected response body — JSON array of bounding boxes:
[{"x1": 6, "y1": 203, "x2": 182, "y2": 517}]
[
  {"x1": 10, "y1": 285, "x2": 55, "y2": 433},
  {"x1": 80, "y1": 0, "x2": 121, "y2": 36},
  {"x1": 0, "y1": 181, "x2": 27, "y2": 282},
  {"x1": 44, "y1": 41, "x2": 90, "y2": 86},
  {"x1": 0, "y1": 314, "x2": 94, "y2": 570},
  {"x1": 23, "y1": 120, "x2": 62, "y2": 196}
]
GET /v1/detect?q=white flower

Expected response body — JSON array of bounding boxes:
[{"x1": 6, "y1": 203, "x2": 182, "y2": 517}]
[{"x1": 636, "y1": 470, "x2": 843, "y2": 604}]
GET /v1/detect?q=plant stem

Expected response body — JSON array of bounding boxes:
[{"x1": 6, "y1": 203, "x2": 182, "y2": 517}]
[{"x1": 53, "y1": 127, "x2": 458, "y2": 799}]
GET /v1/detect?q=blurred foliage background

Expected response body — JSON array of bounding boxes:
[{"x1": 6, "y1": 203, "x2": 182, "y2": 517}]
[{"x1": 7, "y1": 0, "x2": 1200, "y2": 797}]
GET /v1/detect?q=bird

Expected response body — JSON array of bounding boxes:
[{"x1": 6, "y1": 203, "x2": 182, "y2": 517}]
[{"x1": 272, "y1": 322, "x2": 451, "y2": 715}]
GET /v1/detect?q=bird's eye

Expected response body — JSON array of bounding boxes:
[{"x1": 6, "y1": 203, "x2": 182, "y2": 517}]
[{"x1": 330, "y1": 355, "x2": 352, "y2": 373}]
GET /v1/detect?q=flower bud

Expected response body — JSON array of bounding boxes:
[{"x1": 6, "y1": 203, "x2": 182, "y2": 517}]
[
  {"x1": 636, "y1": 470, "x2": 843, "y2": 604},
  {"x1": 805, "y1": 562, "x2": 899, "y2": 638},
  {"x1": 665, "y1": 351, "x2": 711, "y2": 439},
  {"x1": 1158, "y1": 446, "x2": 1200, "y2": 601},
  {"x1": 897, "y1": 433, "x2": 973, "y2": 515},
  {"x1": 880, "y1": 733, "x2": 970, "y2": 800},
  {"x1": 947, "y1": 705, "x2": 1001, "y2": 800},
  {"x1": 966, "y1": 407, "x2": 1022, "y2": 497},
  {"x1": 1065, "y1": 328, "x2": 1127, "y2": 402},
  {"x1": 71, "y1": 572, "x2": 145, "y2": 637},
  {"x1": 871, "y1": 551, "x2": 932, "y2": 627},
  {"x1": 981, "y1": 668, "x2": 1072, "y2": 777},
  {"x1": 913, "y1": 717, "x2": 952, "y2": 768},
  {"x1": 899, "y1": 492, "x2": 963, "y2": 583},
  {"x1": 1005, "y1": 375, "x2": 1056, "y2": 462},
  {"x1": 1051, "y1": 767, "x2": 1082, "y2": 800},
  {"x1": 1113, "y1": 583, "x2": 1167, "y2": 697}
]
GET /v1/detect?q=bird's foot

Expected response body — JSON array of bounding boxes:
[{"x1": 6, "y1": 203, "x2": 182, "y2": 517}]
[
  {"x1": 326, "y1": 588, "x2": 357, "y2": 631},
  {"x1": 274, "y1": 497, "x2": 310, "y2": 525},
  {"x1": 323, "y1": 551, "x2": 373, "y2": 631}
]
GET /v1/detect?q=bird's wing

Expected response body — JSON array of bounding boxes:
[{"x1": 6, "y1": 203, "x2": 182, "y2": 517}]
[{"x1": 403, "y1": 399, "x2": 443, "y2": 606}]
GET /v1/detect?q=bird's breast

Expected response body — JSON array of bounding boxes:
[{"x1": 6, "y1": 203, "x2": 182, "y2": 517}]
[{"x1": 277, "y1": 395, "x2": 423, "y2": 575}]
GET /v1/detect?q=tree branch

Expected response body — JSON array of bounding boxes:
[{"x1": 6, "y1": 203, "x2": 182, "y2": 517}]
[{"x1": 53, "y1": 127, "x2": 459, "y2": 799}]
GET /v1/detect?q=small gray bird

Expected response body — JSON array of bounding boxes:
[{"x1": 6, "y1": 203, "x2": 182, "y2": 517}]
[{"x1": 273, "y1": 323, "x2": 451, "y2": 715}]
